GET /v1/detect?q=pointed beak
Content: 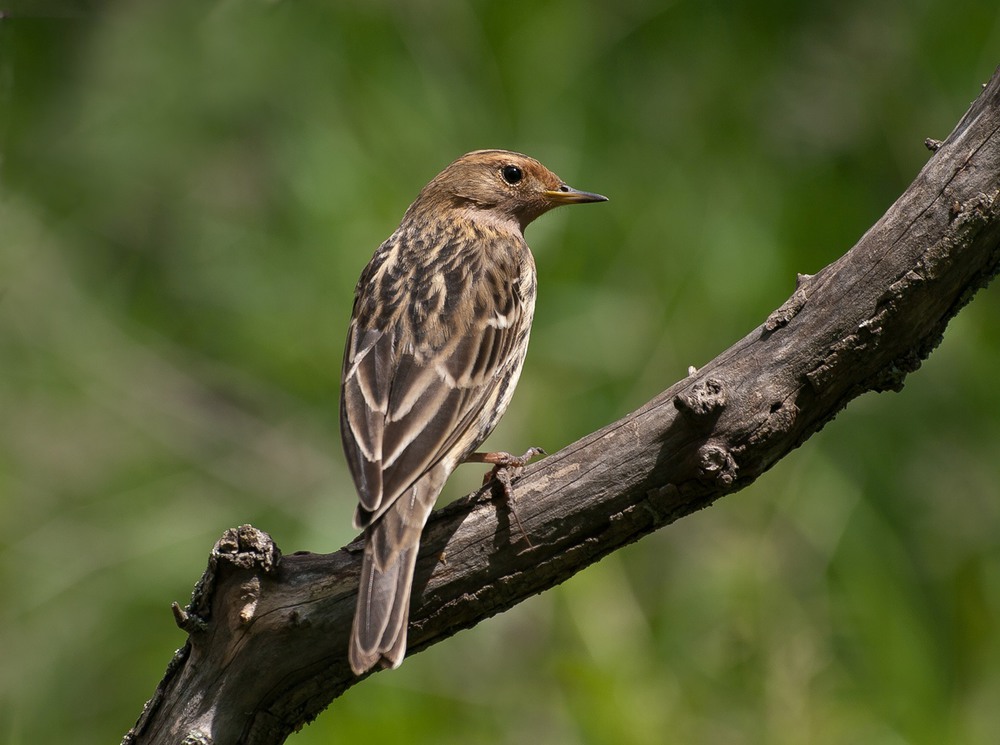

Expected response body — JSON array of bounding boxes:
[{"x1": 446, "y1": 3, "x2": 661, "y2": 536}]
[{"x1": 543, "y1": 184, "x2": 609, "y2": 205}]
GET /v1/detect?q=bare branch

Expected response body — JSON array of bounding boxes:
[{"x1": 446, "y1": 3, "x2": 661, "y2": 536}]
[{"x1": 124, "y1": 67, "x2": 1000, "y2": 745}]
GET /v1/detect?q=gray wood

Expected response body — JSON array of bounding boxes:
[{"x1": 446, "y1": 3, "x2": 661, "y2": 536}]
[{"x1": 124, "y1": 67, "x2": 1000, "y2": 745}]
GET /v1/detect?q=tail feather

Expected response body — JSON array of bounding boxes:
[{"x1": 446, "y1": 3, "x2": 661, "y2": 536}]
[
  {"x1": 349, "y1": 470, "x2": 444, "y2": 675},
  {"x1": 350, "y1": 542, "x2": 417, "y2": 673}
]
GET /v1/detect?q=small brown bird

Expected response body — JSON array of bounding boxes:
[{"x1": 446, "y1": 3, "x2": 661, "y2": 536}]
[{"x1": 341, "y1": 149, "x2": 606, "y2": 674}]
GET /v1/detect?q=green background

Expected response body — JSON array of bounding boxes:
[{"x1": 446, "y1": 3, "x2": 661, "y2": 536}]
[{"x1": 2, "y1": 1, "x2": 1000, "y2": 743}]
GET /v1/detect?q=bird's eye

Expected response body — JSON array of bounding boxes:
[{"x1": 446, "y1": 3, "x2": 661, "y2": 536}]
[{"x1": 501, "y1": 165, "x2": 523, "y2": 185}]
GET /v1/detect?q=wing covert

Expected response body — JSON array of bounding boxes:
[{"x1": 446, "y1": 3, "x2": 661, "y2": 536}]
[{"x1": 340, "y1": 290, "x2": 527, "y2": 526}]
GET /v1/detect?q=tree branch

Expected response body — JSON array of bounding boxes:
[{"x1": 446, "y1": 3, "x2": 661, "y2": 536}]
[{"x1": 124, "y1": 68, "x2": 1000, "y2": 745}]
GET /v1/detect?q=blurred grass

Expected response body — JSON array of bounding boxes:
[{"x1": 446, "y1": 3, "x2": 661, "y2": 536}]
[{"x1": 2, "y1": 1, "x2": 1000, "y2": 743}]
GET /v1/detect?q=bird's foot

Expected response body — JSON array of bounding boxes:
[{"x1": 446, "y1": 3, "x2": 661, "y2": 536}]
[
  {"x1": 467, "y1": 446, "x2": 545, "y2": 473},
  {"x1": 467, "y1": 447, "x2": 545, "y2": 547}
]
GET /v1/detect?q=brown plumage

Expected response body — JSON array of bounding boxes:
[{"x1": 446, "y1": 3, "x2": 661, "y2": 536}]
[{"x1": 341, "y1": 149, "x2": 606, "y2": 674}]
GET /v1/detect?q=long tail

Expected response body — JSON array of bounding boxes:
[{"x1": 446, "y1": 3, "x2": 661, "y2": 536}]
[
  {"x1": 350, "y1": 538, "x2": 420, "y2": 673},
  {"x1": 349, "y1": 474, "x2": 441, "y2": 674}
]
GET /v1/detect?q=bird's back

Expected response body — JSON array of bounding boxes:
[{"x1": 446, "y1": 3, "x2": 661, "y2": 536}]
[{"x1": 341, "y1": 213, "x2": 536, "y2": 533}]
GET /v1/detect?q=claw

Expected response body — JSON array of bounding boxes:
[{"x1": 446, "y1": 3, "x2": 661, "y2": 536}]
[{"x1": 466, "y1": 447, "x2": 545, "y2": 547}]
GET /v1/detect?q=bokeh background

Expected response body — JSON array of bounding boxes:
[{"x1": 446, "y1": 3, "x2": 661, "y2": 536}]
[{"x1": 2, "y1": 1, "x2": 1000, "y2": 743}]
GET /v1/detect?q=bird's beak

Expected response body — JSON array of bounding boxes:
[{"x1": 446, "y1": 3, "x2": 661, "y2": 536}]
[{"x1": 543, "y1": 185, "x2": 609, "y2": 204}]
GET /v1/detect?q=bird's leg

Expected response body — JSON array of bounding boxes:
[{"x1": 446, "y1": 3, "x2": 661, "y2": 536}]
[
  {"x1": 466, "y1": 447, "x2": 545, "y2": 547},
  {"x1": 466, "y1": 446, "x2": 545, "y2": 472}
]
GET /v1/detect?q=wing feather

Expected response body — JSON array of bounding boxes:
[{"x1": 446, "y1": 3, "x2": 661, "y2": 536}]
[{"x1": 340, "y1": 270, "x2": 529, "y2": 528}]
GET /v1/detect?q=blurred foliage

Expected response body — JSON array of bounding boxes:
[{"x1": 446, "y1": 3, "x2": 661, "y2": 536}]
[{"x1": 1, "y1": 0, "x2": 1000, "y2": 743}]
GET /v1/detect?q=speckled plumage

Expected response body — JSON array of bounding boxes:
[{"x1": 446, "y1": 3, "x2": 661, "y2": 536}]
[{"x1": 341, "y1": 150, "x2": 606, "y2": 674}]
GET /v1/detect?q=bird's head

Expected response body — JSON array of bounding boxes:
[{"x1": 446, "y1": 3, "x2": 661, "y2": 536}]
[{"x1": 410, "y1": 149, "x2": 607, "y2": 232}]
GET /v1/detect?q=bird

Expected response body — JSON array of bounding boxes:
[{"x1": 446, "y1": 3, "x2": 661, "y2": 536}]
[{"x1": 340, "y1": 149, "x2": 607, "y2": 674}]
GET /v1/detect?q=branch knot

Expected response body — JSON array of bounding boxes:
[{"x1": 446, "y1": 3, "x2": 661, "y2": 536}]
[
  {"x1": 674, "y1": 377, "x2": 727, "y2": 419},
  {"x1": 696, "y1": 442, "x2": 738, "y2": 486}
]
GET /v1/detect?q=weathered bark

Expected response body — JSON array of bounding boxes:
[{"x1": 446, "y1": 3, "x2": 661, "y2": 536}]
[{"x1": 124, "y1": 68, "x2": 1000, "y2": 745}]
